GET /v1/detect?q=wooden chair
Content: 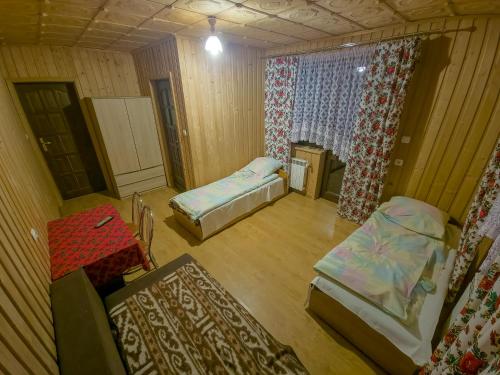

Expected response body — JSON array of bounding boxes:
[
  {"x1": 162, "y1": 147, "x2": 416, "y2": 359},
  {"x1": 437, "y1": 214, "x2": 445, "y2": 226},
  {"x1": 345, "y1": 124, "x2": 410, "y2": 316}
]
[
  {"x1": 126, "y1": 192, "x2": 142, "y2": 237},
  {"x1": 138, "y1": 205, "x2": 158, "y2": 270}
]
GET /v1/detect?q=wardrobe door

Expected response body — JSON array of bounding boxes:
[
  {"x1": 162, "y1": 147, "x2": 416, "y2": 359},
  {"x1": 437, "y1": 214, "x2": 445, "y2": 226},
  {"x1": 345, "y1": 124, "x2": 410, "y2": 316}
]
[
  {"x1": 92, "y1": 98, "x2": 140, "y2": 175},
  {"x1": 125, "y1": 98, "x2": 163, "y2": 169}
]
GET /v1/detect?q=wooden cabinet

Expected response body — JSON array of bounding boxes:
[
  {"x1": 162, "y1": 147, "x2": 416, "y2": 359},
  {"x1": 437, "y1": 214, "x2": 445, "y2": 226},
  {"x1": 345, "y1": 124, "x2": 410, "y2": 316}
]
[
  {"x1": 85, "y1": 97, "x2": 166, "y2": 198},
  {"x1": 293, "y1": 145, "x2": 326, "y2": 199}
]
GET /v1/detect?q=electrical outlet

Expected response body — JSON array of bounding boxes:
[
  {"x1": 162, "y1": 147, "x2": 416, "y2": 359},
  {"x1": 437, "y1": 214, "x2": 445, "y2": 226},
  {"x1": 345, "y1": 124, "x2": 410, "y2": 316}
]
[
  {"x1": 394, "y1": 159, "x2": 404, "y2": 167},
  {"x1": 401, "y1": 136, "x2": 411, "y2": 144}
]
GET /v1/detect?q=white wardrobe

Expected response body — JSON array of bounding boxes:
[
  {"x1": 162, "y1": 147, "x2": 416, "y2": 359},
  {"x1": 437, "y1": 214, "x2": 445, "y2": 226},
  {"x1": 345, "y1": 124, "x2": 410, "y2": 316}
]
[{"x1": 85, "y1": 97, "x2": 166, "y2": 198}]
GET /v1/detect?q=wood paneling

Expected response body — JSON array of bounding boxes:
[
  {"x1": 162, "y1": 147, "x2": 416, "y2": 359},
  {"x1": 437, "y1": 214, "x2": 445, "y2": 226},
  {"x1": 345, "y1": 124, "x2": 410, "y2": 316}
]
[
  {"x1": 0, "y1": 73, "x2": 59, "y2": 374},
  {"x1": 266, "y1": 15, "x2": 500, "y2": 223},
  {"x1": 1, "y1": 0, "x2": 499, "y2": 51},
  {"x1": 132, "y1": 36, "x2": 195, "y2": 189},
  {"x1": 0, "y1": 45, "x2": 141, "y2": 374},
  {"x1": 176, "y1": 36, "x2": 265, "y2": 186},
  {"x1": 133, "y1": 37, "x2": 266, "y2": 188},
  {"x1": 0, "y1": 45, "x2": 140, "y2": 97},
  {"x1": 0, "y1": 44, "x2": 141, "y2": 199}
]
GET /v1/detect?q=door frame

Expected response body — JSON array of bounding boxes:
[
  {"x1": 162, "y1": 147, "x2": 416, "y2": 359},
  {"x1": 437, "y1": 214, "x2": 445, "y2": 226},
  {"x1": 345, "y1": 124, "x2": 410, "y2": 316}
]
[
  {"x1": 148, "y1": 74, "x2": 193, "y2": 190},
  {"x1": 7, "y1": 78, "x2": 114, "y2": 200}
]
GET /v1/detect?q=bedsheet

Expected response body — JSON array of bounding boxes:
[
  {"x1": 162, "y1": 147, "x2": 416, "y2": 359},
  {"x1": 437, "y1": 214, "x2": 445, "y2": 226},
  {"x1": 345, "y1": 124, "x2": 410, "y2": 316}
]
[
  {"x1": 170, "y1": 170, "x2": 278, "y2": 220},
  {"x1": 314, "y1": 210, "x2": 445, "y2": 320},
  {"x1": 199, "y1": 177, "x2": 284, "y2": 238}
]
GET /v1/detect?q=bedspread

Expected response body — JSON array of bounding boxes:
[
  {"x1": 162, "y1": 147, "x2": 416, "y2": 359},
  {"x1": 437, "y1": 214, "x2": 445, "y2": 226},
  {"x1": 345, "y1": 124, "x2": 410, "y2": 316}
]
[
  {"x1": 314, "y1": 211, "x2": 444, "y2": 320},
  {"x1": 108, "y1": 256, "x2": 308, "y2": 375},
  {"x1": 170, "y1": 170, "x2": 279, "y2": 220}
]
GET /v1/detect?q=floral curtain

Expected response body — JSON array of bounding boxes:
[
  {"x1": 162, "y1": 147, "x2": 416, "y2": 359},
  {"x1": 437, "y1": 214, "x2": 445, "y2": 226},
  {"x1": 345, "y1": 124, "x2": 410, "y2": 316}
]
[
  {"x1": 421, "y1": 257, "x2": 500, "y2": 375},
  {"x1": 337, "y1": 37, "x2": 422, "y2": 224},
  {"x1": 264, "y1": 56, "x2": 299, "y2": 170},
  {"x1": 291, "y1": 45, "x2": 375, "y2": 162},
  {"x1": 448, "y1": 139, "x2": 500, "y2": 301}
]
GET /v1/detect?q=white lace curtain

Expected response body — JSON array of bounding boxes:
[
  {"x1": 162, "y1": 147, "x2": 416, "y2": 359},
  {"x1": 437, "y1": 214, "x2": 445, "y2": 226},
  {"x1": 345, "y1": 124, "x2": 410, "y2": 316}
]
[{"x1": 291, "y1": 45, "x2": 375, "y2": 162}]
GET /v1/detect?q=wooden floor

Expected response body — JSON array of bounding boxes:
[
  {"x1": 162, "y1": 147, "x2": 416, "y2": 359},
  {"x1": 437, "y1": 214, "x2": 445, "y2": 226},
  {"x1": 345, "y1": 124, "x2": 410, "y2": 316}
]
[{"x1": 62, "y1": 189, "x2": 384, "y2": 375}]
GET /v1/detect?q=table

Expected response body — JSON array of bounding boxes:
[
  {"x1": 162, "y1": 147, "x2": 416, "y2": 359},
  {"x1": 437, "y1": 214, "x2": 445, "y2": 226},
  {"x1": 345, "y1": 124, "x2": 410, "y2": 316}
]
[{"x1": 48, "y1": 203, "x2": 149, "y2": 287}]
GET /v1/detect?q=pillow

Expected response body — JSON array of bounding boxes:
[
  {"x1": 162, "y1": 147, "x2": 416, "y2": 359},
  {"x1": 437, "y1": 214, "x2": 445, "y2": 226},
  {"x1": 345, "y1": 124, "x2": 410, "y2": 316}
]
[
  {"x1": 377, "y1": 196, "x2": 449, "y2": 239},
  {"x1": 242, "y1": 157, "x2": 282, "y2": 177}
]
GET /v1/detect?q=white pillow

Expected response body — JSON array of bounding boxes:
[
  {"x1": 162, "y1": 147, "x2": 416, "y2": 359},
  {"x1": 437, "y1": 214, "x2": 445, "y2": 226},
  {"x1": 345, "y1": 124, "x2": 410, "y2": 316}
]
[
  {"x1": 377, "y1": 196, "x2": 449, "y2": 239},
  {"x1": 243, "y1": 157, "x2": 282, "y2": 177}
]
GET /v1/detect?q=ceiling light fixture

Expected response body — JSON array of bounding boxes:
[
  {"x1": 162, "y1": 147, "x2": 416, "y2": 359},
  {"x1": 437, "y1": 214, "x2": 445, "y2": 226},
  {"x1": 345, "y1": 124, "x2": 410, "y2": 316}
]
[
  {"x1": 340, "y1": 42, "x2": 357, "y2": 47},
  {"x1": 205, "y1": 16, "x2": 222, "y2": 56}
]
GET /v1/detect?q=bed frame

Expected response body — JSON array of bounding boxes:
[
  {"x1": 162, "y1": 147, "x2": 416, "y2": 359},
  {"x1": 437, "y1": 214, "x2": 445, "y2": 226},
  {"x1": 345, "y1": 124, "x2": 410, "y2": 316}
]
[
  {"x1": 306, "y1": 236, "x2": 492, "y2": 375},
  {"x1": 307, "y1": 285, "x2": 417, "y2": 375},
  {"x1": 172, "y1": 169, "x2": 288, "y2": 241}
]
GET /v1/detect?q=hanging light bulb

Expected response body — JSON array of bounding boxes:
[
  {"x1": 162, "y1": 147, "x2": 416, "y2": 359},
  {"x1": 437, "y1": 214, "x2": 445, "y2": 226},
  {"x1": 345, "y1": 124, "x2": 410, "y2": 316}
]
[{"x1": 205, "y1": 16, "x2": 222, "y2": 56}]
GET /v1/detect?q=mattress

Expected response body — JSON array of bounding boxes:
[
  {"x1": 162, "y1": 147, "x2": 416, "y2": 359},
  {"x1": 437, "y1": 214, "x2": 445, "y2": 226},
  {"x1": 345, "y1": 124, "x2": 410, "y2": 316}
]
[
  {"x1": 314, "y1": 210, "x2": 446, "y2": 320},
  {"x1": 199, "y1": 176, "x2": 284, "y2": 238},
  {"x1": 170, "y1": 170, "x2": 279, "y2": 220},
  {"x1": 308, "y1": 239, "x2": 457, "y2": 366}
]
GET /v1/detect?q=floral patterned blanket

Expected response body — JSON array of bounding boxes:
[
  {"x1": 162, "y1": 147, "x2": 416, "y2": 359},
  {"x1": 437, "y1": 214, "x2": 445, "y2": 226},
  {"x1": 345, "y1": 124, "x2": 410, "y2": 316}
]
[
  {"x1": 170, "y1": 170, "x2": 279, "y2": 221},
  {"x1": 314, "y1": 211, "x2": 445, "y2": 320},
  {"x1": 108, "y1": 254, "x2": 308, "y2": 375}
]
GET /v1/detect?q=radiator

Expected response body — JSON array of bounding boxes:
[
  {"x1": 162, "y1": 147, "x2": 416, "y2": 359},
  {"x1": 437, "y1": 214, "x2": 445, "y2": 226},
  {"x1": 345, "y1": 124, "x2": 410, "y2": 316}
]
[{"x1": 290, "y1": 158, "x2": 308, "y2": 191}]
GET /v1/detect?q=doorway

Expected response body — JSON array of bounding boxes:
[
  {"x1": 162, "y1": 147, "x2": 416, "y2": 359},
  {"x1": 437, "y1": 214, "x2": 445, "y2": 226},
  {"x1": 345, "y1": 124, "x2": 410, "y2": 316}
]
[
  {"x1": 153, "y1": 79, "x2": 185, "y2": 192},
  {"x1": 15, "y1": 82, "x2": 105, "y2": 199},
  {"x1": 320, "y1": 151, "x2": 346, "y2": 203}
]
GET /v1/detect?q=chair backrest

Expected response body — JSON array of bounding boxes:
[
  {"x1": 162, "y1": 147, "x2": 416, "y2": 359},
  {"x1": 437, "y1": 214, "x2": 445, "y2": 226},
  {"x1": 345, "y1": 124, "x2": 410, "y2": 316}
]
[
  {"x1": 131, "y1": 192, "x2": 143, "y2": 226},
  {"x1": 139, "y1": 205, "x2": 154, "y2": 253}
]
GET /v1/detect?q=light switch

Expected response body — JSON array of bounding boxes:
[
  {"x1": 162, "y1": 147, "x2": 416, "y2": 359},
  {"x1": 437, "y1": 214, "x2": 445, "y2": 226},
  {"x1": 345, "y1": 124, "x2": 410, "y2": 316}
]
[
  {"x1": 394, "y1": 159, "x2": 404, "y2": 166},
  {"x1": 30, "y1": 228, "x2": 39, "y2": 241},
  {"x1": 401, "y1": 136, "x2": 411, "y2": 144}
]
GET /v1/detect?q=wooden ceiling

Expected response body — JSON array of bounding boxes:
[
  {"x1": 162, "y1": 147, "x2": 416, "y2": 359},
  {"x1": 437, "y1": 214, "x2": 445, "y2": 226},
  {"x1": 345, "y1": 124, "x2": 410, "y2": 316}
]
[{"x1": 0, "y1": 0, "x2": 498, "y2": 51}]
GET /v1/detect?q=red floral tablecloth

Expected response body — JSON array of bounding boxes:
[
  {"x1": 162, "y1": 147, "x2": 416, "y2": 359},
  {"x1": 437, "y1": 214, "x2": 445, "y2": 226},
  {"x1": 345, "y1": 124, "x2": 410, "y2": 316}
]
[{"x1": 48, "y1": 203, "x2": 149, "y2": 287}]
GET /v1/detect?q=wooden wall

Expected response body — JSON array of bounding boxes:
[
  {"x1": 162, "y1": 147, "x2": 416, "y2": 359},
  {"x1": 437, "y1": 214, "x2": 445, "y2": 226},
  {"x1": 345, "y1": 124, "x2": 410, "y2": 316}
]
[
  {"x1": 0, "y1": 45, "x2": 141, "y2": 200},
  {"x1": 0, "y1": 45, "x2": 140, "y2": 97},
  {"x1": 0, "y1": 45, "x2": 141, "y2": 374},
  {"x1": 133, "y1": 36, "x2": 265, "y2": 187},
  {"x1": 176, "y1": 37, "x2": 265, "y2": 186},
  {"x1": 0, "y1": 74, "x2": 59, "y2": 374},
  {"x1": 267, "y1": 15, "x2": 500, "y2": 223},
  {"x1": 132, "y1": 37, "x2": 195, "y2": 189}
]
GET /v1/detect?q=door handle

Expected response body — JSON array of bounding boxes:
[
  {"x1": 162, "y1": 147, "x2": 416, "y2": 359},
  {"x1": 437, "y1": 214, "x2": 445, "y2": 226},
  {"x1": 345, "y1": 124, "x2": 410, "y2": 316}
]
[{"x1": 39, "y1": 137, "x2": 52, "y2": 152}]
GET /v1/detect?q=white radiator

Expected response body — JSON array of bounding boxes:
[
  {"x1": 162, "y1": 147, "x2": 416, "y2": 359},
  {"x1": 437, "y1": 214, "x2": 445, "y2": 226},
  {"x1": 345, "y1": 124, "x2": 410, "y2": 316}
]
[{"x1": 290, "y1": 158, "x2": 308, "y2": 191}]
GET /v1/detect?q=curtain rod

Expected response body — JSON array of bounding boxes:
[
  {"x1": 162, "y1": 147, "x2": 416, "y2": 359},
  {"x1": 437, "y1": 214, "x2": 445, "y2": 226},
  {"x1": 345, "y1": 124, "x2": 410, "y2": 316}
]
[{"x1": 264, "y1": 26, "x2": 476, "y2": 59}]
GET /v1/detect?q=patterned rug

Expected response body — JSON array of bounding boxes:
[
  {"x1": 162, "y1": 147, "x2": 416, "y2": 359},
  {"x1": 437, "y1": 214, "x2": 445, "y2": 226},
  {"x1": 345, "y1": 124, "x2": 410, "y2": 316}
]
[{"x1": 109, "y1": 257, "x2": 308, "y2": 374}]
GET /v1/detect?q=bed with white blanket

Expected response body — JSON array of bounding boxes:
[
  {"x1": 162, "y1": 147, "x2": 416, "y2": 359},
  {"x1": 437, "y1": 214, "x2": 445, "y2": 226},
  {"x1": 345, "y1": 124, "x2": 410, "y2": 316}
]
[
  {"x1": 170, "y1": 157, "x2": 288, "y2": 240},
  {"x1": 307, "y1": 196, "x2": 461, "y2": 375}
]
